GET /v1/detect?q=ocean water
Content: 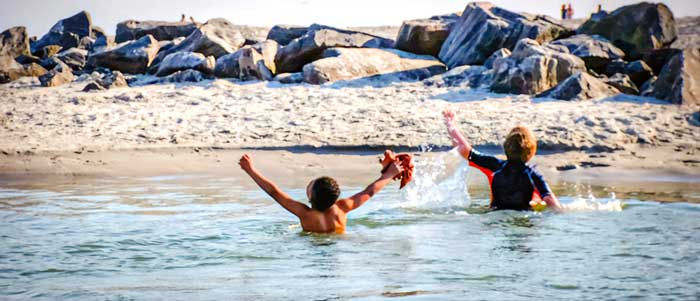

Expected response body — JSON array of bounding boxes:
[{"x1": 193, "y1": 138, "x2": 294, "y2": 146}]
[{"x1": 1, "y1": 152, "x2": 699, "y2": 300}]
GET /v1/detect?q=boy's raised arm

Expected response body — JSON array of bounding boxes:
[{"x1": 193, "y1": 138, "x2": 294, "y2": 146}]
[
  {"x1": 239, "y1": 154, "x2": 310, "y2": 217},
  {"x1": 336, "y1": 160, "x2": 403, "y2": 212},
  {"x1": 443, "y1": 109, "x2": 472, "y2": 158}
]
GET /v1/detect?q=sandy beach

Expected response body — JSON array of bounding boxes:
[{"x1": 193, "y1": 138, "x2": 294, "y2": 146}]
[{"x1": 1, "y1": 76, "x2": 698, "y2": 185}]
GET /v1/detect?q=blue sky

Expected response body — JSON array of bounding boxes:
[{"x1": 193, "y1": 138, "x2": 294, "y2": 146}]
[{"x1": 1, "y1": 0, "x2": 697, "y2": 37}]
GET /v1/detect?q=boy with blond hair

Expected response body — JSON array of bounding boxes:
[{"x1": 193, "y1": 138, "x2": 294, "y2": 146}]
[{"x1": 443, "y1": 109, "x2": 561, "y2": 210}]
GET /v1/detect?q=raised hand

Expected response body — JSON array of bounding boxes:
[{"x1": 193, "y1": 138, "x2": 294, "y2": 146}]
[
  {"x1": 443, "y1": 109, "x2": 456, "y2": 126},
  {"x1": 382, "y1": 161, "x2": 404, "y2": 179},
  {"x1": 239, "y1": 154, "x2": 254, "y2": 171}
]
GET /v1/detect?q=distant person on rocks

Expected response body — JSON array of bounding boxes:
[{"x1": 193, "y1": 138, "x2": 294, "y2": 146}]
[
  {"x1": 442, "y1": 109, "x2": 562, "y2": 211},
  {"x1": 239, "y1": 152, "x2": 405, "y2": 233},
  {"x1": 561, "y1": 4, "x2": 567, "y2": 20},
  {"x1": 596, "y1": 4, "x2": 602, "y2": 13},
  {"x1": 180, "y1": 14, "x2": 186, "y2": 22},
  {"x1": 567, "y1": 3, "x2": 574, "y2": 19}
]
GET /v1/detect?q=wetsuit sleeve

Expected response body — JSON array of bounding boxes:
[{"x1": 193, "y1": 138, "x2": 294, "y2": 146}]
[
  {"x1": 529, "y1": 169, "x2": 552, "y2": 198},
  {"x1": 467, "y1": 149, "x2": 503, "y2": 172}
]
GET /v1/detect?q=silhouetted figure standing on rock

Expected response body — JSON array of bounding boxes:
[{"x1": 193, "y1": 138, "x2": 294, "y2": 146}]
[
  {"x1": 561, "y1": 4, "x2": 567, "y2": 20},
  {"x1": 180, "y1": 14, "x2": 186, "y2": 22}
]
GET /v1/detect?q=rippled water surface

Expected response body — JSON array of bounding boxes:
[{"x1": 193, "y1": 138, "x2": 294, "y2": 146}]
[{"x1": 1, "y1": 156, "x2": 700, "y2": 300}]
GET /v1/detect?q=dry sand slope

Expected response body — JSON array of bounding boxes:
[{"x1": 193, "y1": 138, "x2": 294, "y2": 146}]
[{"x1": 0, "y1": 76, "x2": 698, "y2": 176}]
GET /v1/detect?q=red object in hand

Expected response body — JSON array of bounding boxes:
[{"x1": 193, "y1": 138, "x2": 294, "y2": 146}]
[{"x1": 379, "y1": 150, "x2": 415, "y2": 189}]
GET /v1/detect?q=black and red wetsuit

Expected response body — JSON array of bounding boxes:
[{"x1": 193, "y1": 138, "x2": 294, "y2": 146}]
[{"x1": 468, "y1": 149, "x2": 552, "y2": 210}]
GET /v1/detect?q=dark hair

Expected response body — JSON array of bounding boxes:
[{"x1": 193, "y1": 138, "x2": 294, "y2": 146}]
[
  {"x1": 310, "y1": 176, "x2": 340, "y2": 211},
  {"x1": 503, "y1": 126, "x2": 537, "y2": 162}
]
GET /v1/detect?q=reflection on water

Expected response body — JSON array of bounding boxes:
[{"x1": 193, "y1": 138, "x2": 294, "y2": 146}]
[{"x1": 1, "y1": 155, "x2": 700, "y2": 300}]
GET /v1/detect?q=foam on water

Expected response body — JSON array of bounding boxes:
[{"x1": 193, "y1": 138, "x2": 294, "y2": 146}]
[{"x1": 399, "y1": 149, "x2": 471, "y2": 211}]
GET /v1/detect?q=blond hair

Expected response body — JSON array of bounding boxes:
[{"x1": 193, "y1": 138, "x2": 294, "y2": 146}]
[{"x1": 503, "y1": 126, "x2": 537, "y2": 162}]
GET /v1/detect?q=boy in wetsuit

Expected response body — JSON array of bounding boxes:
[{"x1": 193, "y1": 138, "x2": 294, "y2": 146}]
[
  {"x1": 238, "y1": 153, "x2": 404, "y2": 233},
  {"x1": 443, "y1": 109, "x2": 561, "y2": 210}
]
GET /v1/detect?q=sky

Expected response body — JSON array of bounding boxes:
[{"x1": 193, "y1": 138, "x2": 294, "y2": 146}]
[{"x1": 1, "y1": 0, "x2": 698, "y2": 37}]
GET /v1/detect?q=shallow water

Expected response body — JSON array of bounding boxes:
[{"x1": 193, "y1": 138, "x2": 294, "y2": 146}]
[{"x1": 1, "y1": 155, "x2": 700, "y2": 300}]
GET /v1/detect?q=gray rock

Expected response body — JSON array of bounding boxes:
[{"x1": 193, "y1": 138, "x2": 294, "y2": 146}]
[
  {"x1": 0, "y1": 26, "x2": 30, "y2": 58},
  {"x1": 115, "y1": 20, "x2": 199, "y2": 43},
  {"x1": 89, "y1": 35, "x2": 160, "y2": 74},
  {"x1": 651, "y1": 48, "x2": 700, "y2": 105},
  {"x1": 213, "y1": 40, "x2": 278, "y2": 79},
  {"x1": 91, "y1": 26, "x2": 106, "y2": 39},
  {"x1": 56, "y1": 48, "x2": 88, "y2": 71},
  {"x1": 89, "y1": 35, "x2": 114, "y2": 54},
  {"x1": 491, "y1": 38, "x2": 586, "y2": 94},
  {"x1": 158, "y1": 69, "x2": 208, "y2": 83},
  {"x1": 439, "y1": 2, "x2": 571, "y2": 68},
  {"x1": 275, "y1": 26, "x2": 394, "y2": 74},
  {"x1": 38, "y1": 61, "x2": 74, "y2": 87},
  {"x1": 302, "y1": 47, "x2": 446, "y2": 84},
  {"x1": 158, "y1": 37, "x2": 185, "y2": 53},
  {"x1": 578, "y1": 2, "x2": 677, "y2": 59},
  {"x1": 605, "y1": 73, "x2": 639, "y2": 95},
  {"x1": 31, "y1": 11, "x2": 92, "y2": 55},
  {"x1": 266, "y1": 25, "x2": 308, "y2": 45},
  {"x1": 78, "y1": 36, "x2": 95, "y2": 51},
  {"x1": 640, "y1": 76, "x2": 657, "y2": 97},
  {"x1": 156, "y1": 52, "x2": 215, "y2": 76},
  {"x1": 624, "y1": 60, "x2": 654, "y2": 87},
  {"x1": 238, "y1": 47, "x2": 273, "y2": 81},
  {"x1": 550, "y1": 34, "x2": 625, "y2": 72},
  {"x1": 273, "y1": 72, "x2": 304, "y2": 84},
  {"x1": 214, "y1": 50, "x2": 244, "y2": 78},
  {"x1": 538, "y1": 72, "x2": 620, "y2": 100},
  {"x1": 82, "y1": 70, "x2": 127, "y2": 91},
  {"x1": 424, "y1": 65, "x2": 490, "y2": 88},
  {"x1": 483, "y1": 48, "x2": 511, "y2": 69},
  {"x1": 642, "y1": 48, "x2": 682, "y2": 75},
  {"x1": 152, "y1": 18, "x2": 246, "y2": 70},
  {"x1": 394, "y1": 13, "x2": 460, "y2": 57}
]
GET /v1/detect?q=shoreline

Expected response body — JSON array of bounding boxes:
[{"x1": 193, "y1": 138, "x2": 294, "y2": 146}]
[{"x1": 1, "y1": 146, "x2": 698, "y2": 185}]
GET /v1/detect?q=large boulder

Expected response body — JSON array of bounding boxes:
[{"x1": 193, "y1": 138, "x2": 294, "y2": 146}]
[
  {"x1": 439, "y1": 2, "x2": 571, "y2": 68},
  {"x1": 39, "y1": 61, "x2": 75, "y2": 87},
  {"x1": 155, "y1": 52, "x2": 215, "y2": 76},
  {"x1": 550, "y1": 34, "x2": 625, "y2": 72},
  {"x1": 0, "y1": 55, "x2": 26, "y2": 83},
  {"x1": 238, "y1": 47, "x2": 273, "y2": 81},
  {"x1": 152, "y1": 18, "x2": 246, "y2": 70},
  {"x1": 89, "y1": 35, "x2": 160, "y2": 74},
  {"x1": 0, "y1": 26, "x2": 30, "y2": 58},
  {"x1": 266, "y1": 25, "x2": 308, "y2": 46},
  {"x1": 578, "y1": 3, "x2": 677, "y2": 59},
  {"x1": 213, "y1": 40, "x2": 278, "y2": 79},
  {"x1": 302, "y1": 48, "x2": 446, "y2": 84},
  {"x1": 491, "y1": 38, "x2": 586, "y2": 94},
  {"x1": 538, "y1": 72, "x2": 620, "y2": 100},
  {"x1": 394, "y1": 13, "x2": 460, "y2": 57},
  {"x1": 275, "y1": 26, "x2": 394, "y2": 73},
  {"x1": 115, "y1": 20, "x2": 199, "y2": 43},
  {"x1": 55, "y1": 48, "x2": 88, "y2": 71},
  {"x1": 31, "y1": 11, "x2": 92, "y2": 55},
  {"x1": 651, "y1": 48, "x2": 700, "y2": 105}
]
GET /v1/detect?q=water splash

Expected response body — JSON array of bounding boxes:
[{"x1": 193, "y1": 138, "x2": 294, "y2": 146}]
[
  {"x1": 560, "y1": 191, "x2": 624, "y2": 212},
  {"x1": 398, "y1": 148, "x2": 471, "y2": 211}
]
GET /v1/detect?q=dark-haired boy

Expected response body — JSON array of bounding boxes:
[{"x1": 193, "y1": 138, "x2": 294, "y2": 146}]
[{"x1": 238, "y1": 153, "x2": 404, "y2": 233}]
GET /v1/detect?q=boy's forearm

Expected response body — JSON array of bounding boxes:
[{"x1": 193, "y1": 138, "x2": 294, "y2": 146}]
[
  {"x1": 244, "y1": 167, "x2": 279, "y2": 195},
  {"x1": 363, "y1": 174, "x2": 393, "y2": 198}
]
